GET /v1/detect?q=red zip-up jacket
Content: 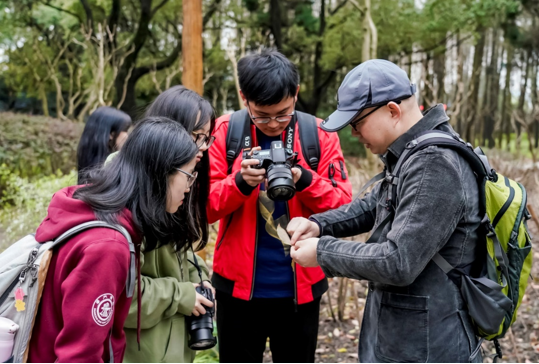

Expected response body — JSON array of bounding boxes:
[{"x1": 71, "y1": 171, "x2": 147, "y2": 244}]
[
  {"x1": 28, "y1": 186, "x2": 142, "y2": 363},
  {"x1": 208, "y1": 113, "x2": 352, "y2": 304}
]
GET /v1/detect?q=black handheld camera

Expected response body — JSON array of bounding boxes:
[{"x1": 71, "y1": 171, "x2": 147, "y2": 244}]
[
  {"x1": 244, "y1": 140, "x2": 299, "y2": 201},
  {"x1": 187, "y1": 261, "x2": 217, "y2": 350}
]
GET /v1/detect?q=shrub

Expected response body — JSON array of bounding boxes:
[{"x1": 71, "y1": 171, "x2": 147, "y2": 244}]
[
  {"x1": 0, "y1": 170, "x2": 77, "y2": 251},
  {"x1": 0, "y1": 112, "x2": 83, "y2": 178}
]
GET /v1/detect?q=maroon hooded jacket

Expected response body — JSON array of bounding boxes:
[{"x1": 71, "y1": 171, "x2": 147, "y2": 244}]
[{"x1": 28, "y1": 186, "x2": 142, "y2": 363}]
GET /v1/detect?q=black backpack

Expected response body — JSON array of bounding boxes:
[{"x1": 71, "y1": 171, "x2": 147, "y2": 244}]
[{"x1": 224, "y1": 109, "x2": 321, "y2": 174}]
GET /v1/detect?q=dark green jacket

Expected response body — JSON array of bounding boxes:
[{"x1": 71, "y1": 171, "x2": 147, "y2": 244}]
[{"x1": 123, "y1": 244, "x2": 210, "y2": 363}]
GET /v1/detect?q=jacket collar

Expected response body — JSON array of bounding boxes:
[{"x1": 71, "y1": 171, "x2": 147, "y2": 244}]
[{"x1": 381, "y1": 104, "x2": 450, "y2": 169}]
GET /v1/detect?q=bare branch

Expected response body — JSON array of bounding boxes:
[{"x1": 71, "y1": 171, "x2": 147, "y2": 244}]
[
  {"x1": 330, "y1": 0, "x2": 348, "y2": 15},
  {"x1": 37, "y1": 1, "x2": 84, "y2": 24},
  {"x1": 117, "y1": 65, "x2": 135, "y2": 110},
  {"x1": 151, "y1": 0, "x2": 169, "y2": 17}
]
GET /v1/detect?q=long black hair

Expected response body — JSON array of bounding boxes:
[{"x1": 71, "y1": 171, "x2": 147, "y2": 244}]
[
  {"x1": 144, "y1": 85, "x2": 215, "y2": 251},
  {"x1": 77, "y1": 106, "x2": 132, "y2": 184},
  {"x1": 74, "y1": 117, "x2": 199, "y2": 252}
]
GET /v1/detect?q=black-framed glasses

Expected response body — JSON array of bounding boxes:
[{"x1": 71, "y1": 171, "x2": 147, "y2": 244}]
[
  {"x1": 247, "y1": 102, "x2": 295, "y2": 124},
  {"x1": 176, "y1": 169, "x2": 198, "y2": 187},
  {"x1": 192, "y1": 132, "x2": 216, "y2": 148},
  {"x1": 349, "y1": 100, "x2": 402, "y2": 132}
]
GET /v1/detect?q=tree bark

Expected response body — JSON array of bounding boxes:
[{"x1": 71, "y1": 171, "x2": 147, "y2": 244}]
[
  {"x1": 483, "y1": 29, "x2": 500, "y2": 148},
  {"x1": 269, "y1": 0, "x2": 283, "y2": 50},
  {"x1": 500, "y1": 42, "x2": 513, "y2": 150},
  {"x1": 464, "y1": 30, "x2": 486, "y2": 143},
  {"x1": 182, "y1": 0, "x2": 203, "y2": 95},
  {"x1": 433, "y1": 49, "x2": 445, "y2": 103}
]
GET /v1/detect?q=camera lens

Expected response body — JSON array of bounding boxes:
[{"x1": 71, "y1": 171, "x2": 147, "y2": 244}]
[
  {"x1": 188, "y1": 287, "x2": 217, "y2": 350},
  {"x1": 266, "y1": 164, "x2": 295, "y2": 201}
]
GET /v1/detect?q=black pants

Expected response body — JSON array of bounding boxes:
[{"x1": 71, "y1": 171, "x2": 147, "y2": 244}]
[{"x1": 216, "y1": 291, "x2": 321, "y2": 363}]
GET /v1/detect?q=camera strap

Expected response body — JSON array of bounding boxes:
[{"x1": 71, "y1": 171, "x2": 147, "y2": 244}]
[
  {"x1": 226, "y1": 110, "x2": 320, "y2": 173},
  {"x1": 187, "y1": 246, "x2": 204, "y2": 285}
]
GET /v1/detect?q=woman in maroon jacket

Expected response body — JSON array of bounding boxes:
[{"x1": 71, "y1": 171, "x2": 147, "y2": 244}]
[{"x1": 28, "y1": 117, "x2": 199, "y2": 363}]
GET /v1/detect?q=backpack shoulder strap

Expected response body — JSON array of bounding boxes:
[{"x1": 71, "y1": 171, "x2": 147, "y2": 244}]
[
  {"x1": 51, "y1": 221, "x2": 136, "y2": 298},
  {"x1": 390, "y1": 130, "x2": 491, "y2": 212},
  {"x1": 296, "y1": 111, "x2": 321, "y2": 172},
  {"x1": 225, "y1": 109, "x2": 250, "y2": 175}
]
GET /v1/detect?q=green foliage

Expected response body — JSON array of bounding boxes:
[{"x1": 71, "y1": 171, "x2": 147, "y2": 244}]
[
  {"x1": 0, "y1": 169, "x2": 77, "y2": 250},
  {"x1": 0, "y1": 112, "x2": 83, "y2": 179},
  {"x1": 338, "y1": 129, "x2": 366, "y2": 158}
]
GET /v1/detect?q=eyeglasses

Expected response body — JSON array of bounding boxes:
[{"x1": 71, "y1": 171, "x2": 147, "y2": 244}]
[
  {"x1": 192, "y1": 132, "x2": 216, "y2": 148},
  {"x1": 247, "y1": 102, "x2": 295, "y2": 124},
  {"x1": 176, "y1": 169, "x2": 198, "y2": 187},
  {"x1": 350, "y1": 105, "x2": 383, "y2": 131},
  {"x1": 349, "y1": 100, "x2": 402, "y2": 132}
]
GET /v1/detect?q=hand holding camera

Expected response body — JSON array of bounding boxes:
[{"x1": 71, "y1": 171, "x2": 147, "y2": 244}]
[
  {"x1": 243, "y1": 141, "x2": 299, "y2": 201},
  {"x1": 191, "y1": 282, "x2": 214, "y2": 317}
]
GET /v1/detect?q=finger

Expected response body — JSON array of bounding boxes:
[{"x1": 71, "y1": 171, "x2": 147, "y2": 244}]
[
  {"x1": 287, "y1": 218, "x2": 302, "y2": 233},
  {"x1": 196, "y1": 304, "x2": 207, "y2": 315},
  {"x1": 241, "y1": 159, "x2": 262, "y2": 168},
  {"x1": 200, "y1": 297, "x2": 214, "y2": 307},
  {"x1": 192, "y1": 309, "x2": 200, "y2": 317},
  {"x1": 290, "y1": 223, "x2": 308, "y2": 245},
  {"x1": 243, "y1": 168, "x2": 266, "y2": 176}
]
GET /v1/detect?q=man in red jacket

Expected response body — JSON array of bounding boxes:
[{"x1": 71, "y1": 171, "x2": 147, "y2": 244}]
[{"x1": 208, "y1": 50, "x2": 352, "y2": 362}]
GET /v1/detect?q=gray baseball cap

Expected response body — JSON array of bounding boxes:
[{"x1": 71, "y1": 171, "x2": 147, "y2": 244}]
[{"x1": 321, "y1": 59, "x2": 416, "y2": 132}]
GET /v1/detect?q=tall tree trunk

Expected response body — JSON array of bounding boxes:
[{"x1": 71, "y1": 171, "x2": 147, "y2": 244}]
[
  {"x1": 516, "y1": 50, "x2": 531, "y2": 152},
  {"x1": 433, "y1": 49, "x2": 446, "y2": 103},
  {"x1": 422, "y1": 53, "x2": 432, "y2": 109},
  {"x1": 182, "y1": 0, "x2": 203, "y2": 95},
  {"x1": 269, "y1": 0, "x2": 283, "y2": 50},
  {"x1": 483, "y1": 29, "x2": 500, "y2": 148},
  {"x1": 464, "y1": 30, "x2": 486, "y2": 143},
  {"x1": 500, "y1": 42, "x2": 513, "y2": 151},
  {"x1": 297, "y1": 0, "x2": 337, "y2": 116},
  {"x1": 532, "y1": 56, "x2": 539, "y2": 149}
]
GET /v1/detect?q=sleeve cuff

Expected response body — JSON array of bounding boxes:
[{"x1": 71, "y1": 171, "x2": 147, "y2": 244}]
[
  {"x1": 295, "y1": 165, "x2": 313, "y2": 192},
  {"x1": 235, "y1": 171, "x2": 257, "y2": 195},
  {"x1": 308, "y1": 217, "x2": 322, "y2": 237}
]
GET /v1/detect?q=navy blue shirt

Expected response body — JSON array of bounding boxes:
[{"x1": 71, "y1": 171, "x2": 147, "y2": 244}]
[{"x1": 252, "y1": 130, "x2": 295, "y2": 298}]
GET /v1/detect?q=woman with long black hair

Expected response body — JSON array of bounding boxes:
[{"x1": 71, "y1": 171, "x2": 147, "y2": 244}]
[
  {"x1": 77, "y1": 106, "x2": 132, "y2": 184},
  {"x1": 120, "y1": 86, "x2": 217, "y2": 363},
  {"x1": 28, "y1": 117, "x2": 202, "y2": 363}
]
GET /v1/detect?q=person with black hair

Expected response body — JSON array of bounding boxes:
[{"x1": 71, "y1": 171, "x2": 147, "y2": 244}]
[
  {"x1": 117, "y1": 86, "x2": 217, "y2": 363},
  {"x1": 27, "y1": 117, "x2": 200, "y2": 362},
  {"x1": 208, "y1": 50, "x2": 353, "y2": 362},
  {"x1": 77, "y1": 106, "x2": 132, "y2": 184}
]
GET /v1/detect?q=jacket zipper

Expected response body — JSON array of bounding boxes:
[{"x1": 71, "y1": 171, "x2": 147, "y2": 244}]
[
  {"x1": 216, "y1": 212, "x2": 234, "y2": 250},
  {"x1": 249, "y1": 198, "x2": 260, "y2": 300}
]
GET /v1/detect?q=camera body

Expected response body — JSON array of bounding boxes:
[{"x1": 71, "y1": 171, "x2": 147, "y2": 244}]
[
  {"x1": 244, "y1": 140, "x2": 298, "y2": 201},
  {"x1": 187, "y1": 285, "x2": 217, "y2": 350}
]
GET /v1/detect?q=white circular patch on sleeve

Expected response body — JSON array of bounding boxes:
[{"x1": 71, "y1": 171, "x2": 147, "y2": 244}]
[{"x1": 92, "y1": 293, "x2": 115, "y2": 326}]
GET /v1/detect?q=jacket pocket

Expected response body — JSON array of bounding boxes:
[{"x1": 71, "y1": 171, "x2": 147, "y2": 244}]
[
  {"x1": 376, "y1": 291, "x2": 429, "y2": 363},
  {"x1": 162, "y1": 318, "x2": 187, "y2": 362}
]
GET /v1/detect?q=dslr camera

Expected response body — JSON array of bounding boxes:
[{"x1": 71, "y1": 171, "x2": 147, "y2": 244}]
[
  {"x1": 187, "y1": 285, "x2": 217, "y2": 350},
  {"x1": 244, "y1": 140, "x2": 299, "y2": 201}
]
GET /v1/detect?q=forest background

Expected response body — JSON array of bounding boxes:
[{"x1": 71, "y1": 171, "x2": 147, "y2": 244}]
[{"x1": 1, "y1": 0, "x2": 539, "y2": 362}]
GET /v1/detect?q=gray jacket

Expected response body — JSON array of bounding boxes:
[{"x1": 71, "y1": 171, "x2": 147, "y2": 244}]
[{"x1": 312, "y1": 105, "x2": 482, "y2": 363}]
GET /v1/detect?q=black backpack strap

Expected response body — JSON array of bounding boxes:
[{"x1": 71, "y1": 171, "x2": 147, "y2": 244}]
[
  {"x1": 225, "y1": 109, "x2": 251, "y2": 175},
  {"x1": 364, "y1": 130, "x2": 493, "y2": 245},
  {"x1": 296, "y1": 111, "x2": 320, "y2": 172},
  {"x1": 389, "y1": 130, "x2": 491, "y2": 213}
]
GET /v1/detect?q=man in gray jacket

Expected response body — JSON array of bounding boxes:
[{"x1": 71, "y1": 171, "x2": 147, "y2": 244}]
[{"x1": 287, "y1": 59, "x2": 483, "y2": 362}]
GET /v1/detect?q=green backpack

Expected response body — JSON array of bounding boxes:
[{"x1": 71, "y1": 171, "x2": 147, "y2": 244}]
[{"x1": 355, "y1": 130, "x2": 533, "y2": 360}]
